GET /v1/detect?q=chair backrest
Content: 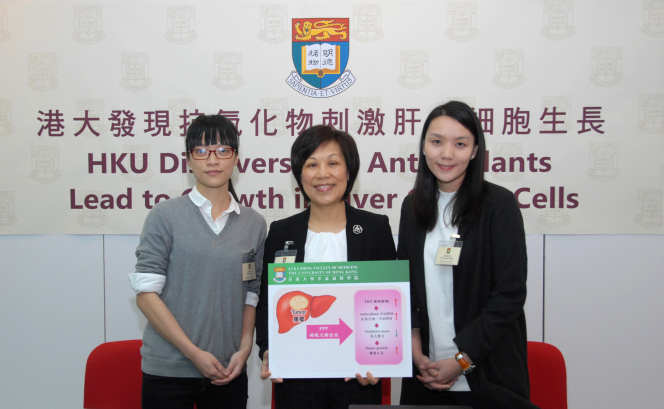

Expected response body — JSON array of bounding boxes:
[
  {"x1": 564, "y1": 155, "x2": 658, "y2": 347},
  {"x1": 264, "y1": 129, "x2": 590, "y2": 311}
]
[
  {"x1": 84, "y1": 340, "x2": 143, "y2": 409},
  {"x1": 527, "y1": 341, "x2": 568, "y2": 409}
]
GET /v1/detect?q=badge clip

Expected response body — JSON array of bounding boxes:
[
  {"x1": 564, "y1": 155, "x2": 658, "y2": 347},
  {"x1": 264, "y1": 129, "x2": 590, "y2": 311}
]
[{"x1": 275, "y1": 241, "x2": 297, "y2": 263}]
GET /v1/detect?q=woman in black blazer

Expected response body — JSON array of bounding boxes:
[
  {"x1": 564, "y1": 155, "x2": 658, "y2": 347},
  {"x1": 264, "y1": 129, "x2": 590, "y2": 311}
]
[
  {"x1": 398, "y1": 101, "x2": 538, "y2": 409},
  {"x1": 255, "y1": 125, "x2": 397, "y2": 409}
]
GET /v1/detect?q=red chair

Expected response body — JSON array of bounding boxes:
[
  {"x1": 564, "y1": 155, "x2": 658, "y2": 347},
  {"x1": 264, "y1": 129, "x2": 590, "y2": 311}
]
[
  {"x1": 84, "y1": 340, "x2": 143, "y2": 409},
  {"x1": 270, "y1": 377, "x2": 392, "y2": 407},
  {"x1": 527, "y1": 341, "x2": 567, "y2": 409}
]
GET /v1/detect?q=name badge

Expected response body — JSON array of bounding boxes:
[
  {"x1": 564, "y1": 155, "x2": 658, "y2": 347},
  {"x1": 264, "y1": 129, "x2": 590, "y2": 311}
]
[
  {"x1": 275, "y1": 250, "x2": 296, "y2": 264},
  {"x1": 435, "y1": 240, "x2": 463, "y2": 266},
  {"x1": 275, "y1": 241, "x2": 297, "y2": 263},
  {"x1": 243, "y1": 249, "x2": 257, "y2": 281}
]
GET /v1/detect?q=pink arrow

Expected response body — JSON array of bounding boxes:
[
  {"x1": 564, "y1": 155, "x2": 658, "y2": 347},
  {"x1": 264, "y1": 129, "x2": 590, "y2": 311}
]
[{"x1": 306, "y1": 319, "x2": 353, "y2": 345}]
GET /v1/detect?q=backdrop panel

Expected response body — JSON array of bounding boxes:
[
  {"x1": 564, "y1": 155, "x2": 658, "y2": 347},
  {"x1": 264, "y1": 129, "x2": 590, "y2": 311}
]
[{"x1": 0, "y1": 0, "x2": 661, "y2": 234}]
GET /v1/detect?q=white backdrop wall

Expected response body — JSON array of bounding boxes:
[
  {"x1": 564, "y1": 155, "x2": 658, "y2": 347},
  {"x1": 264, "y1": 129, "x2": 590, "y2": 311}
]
[{"x1": 1, "y1": 0, "x2": 662, "y2": 235}]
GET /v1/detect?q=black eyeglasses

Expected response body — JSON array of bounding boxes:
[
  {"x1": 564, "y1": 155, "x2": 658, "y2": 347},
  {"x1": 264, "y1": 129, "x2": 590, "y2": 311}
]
[{"x1": 189, "y1": 147, "x2": 236, "y2": 160}]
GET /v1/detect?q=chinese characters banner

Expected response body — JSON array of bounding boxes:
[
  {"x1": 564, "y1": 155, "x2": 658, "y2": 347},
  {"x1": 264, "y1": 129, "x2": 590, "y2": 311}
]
[{"x1": 0, "y1": 0, "x2": 662, "y2": 234}]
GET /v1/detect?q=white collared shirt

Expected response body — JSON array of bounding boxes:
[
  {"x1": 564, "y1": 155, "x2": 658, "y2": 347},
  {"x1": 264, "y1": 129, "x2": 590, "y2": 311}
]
[
  {"x1": 188, "y1": 186, "x2": 241, "y2": 235},
  {"x1": 128, "y1": 188, "x2": 258, "y2": 307}
]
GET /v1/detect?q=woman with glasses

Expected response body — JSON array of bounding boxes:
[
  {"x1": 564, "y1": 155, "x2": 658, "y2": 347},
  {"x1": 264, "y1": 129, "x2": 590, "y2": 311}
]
[
  {"x1": 255, "y1": 125, "x2": 397, "y2": 409},
  {"x1": 129, "y1": 115, "x2": 266, "y2": 409}
]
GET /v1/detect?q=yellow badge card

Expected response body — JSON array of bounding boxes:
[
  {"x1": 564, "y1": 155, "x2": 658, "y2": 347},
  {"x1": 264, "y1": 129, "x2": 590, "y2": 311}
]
[
  {"x1": 275, "y1": 255, "x2": 296, "y2": 263},
  {"x1": 434, "y1": 240, "x2": 463, "y2": 266},
  {"x1": 243, "y1": 262, "x2": 256, "y2": 281}
]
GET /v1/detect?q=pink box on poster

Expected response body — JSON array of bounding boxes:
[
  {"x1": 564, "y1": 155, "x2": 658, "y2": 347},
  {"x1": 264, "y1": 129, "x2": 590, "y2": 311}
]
[{"x1": 354, "y1": 289, "x2": 403, "y2": 365}]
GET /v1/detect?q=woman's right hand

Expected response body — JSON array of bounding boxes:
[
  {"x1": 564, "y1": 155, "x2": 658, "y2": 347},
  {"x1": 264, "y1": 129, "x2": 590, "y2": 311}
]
[
  {"x1": 413, "y1": 350, "x2": 457, "y2": 391},
  {"x1": 187, "y1": 347, "x2": 226, "y2": 381},
  {"x1": 260, "y1": 350, "x2": 283, "y2": 383}
]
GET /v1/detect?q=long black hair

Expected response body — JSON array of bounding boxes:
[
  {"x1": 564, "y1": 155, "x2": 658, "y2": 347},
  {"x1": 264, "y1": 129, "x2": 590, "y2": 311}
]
[
  {"x1": 290, "y1": 125, "x2": 360, "y2": 202},
  {"x1": 411, "y1": 101, "x2": 487, "y2": 231},
  {"x1": 185, "y1": 114, "x2": 240, "y2": 202}
]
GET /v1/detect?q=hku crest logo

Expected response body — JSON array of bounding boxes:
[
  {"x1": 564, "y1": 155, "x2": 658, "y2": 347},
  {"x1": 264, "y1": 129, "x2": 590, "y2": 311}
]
[
  {"x1": 446, "y1": 3, "x2": 479, "y2": 42},
  {"x1": 0, "y1": 5, "x2": 11, "y2": 43},
  {"x1": 492, "y1": 49, "x2": 526, "y2": 88},
  {"x1": 397, "y1": 50, "x2": 431, "y2": 90},
  {"x1": 76, "y1": 99, "x2": 106, "y2": 137},
  {"x1": 120, "y1": 53, "x2": 152, "y2": 91},
  {"x1": 491, "y1": 144, "x2": 524, "y2": 182},
  {"x1": 262, "y1": 191, "x2": 289, "y2": 225},
  {"x1": 636, "y1": 95, "x2": 664, "y2": 134},
  {"x1": 541, "y1": 1, "x2": 575, "y2": 40},
  {"x1": 351, "y1": 4, "x2": 384, "y2": 43},
  {"x1": 0, "y1": 192, "x2": 17, "y2": 230},
  {"x1": 121, "y1": 145, "x2": 153, "y2": 183},
  {"x1": 76, "y1": 190, "x2": 109, "y2": 229},
  {"x1": 258, "y1": 5, "x2": 288, "y2": 44},
  {"x1": 538, "y1": 206, "x2": 572, "y2": 228},
  {"x1": 0, "y1": 100, "x2": 14, "y2": 138},
  {"x1": 165, "y1": 6, "x2": 197, "y2": 45},
  {"x1": 589, "y1": 47, "x2": 623, "y2": 87},
  {"x1": 212, "y1": 52, "x2": 244, "y2": 91},
  {"x1": 586, "y1": 142, "x2": 620, "y2": 182},
  {"x1": 641, "y1": 0, "x2": 664, "y2": 37},
  {"x1": 29, "y1": 146, "x2": 62, "y2": 184},
  {"x1": 261, "y1": 98, "x2": 289, "y2": 136},
  {"x1": 540, "y1": 96, "x2": 573, "y2": 131},
  {"x1": 352, "y1": 97, "x2": 381, "y2": 134},
  {"x1": 169, "y1": 98, "x2": 197, "y2": 135},
  {"x1": 27, "y1": 53, "x2": 60, "y2": 92},
  {"x1": 72, "y1": 6, "x2": 105, "y2": 45},
  {"x1": 397, "y1": 144, "x2": 418, "y2": 183},
  {"x1": 634, "y1": 189, "x2": 663, "y2": 228},
  {"x1": 286, "y1": 18, "x2": 356, "y2": 98}
]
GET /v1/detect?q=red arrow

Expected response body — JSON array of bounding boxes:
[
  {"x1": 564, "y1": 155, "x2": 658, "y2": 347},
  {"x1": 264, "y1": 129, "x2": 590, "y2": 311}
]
[
  {"x1": 395, "y1": 298, "x2": 397, "y2": 306},
  {"x1": 306, "y1": 319, "x2": 353, "y2": 345},
  {"x1": 397, "y1": 347, "x2": 399, "y2": 354}
]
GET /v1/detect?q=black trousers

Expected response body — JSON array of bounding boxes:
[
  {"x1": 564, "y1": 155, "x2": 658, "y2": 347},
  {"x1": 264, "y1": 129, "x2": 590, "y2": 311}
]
[
  {"x1": 141, "y1": 371, "x2": 248, "y2": 409},
  {"x1": 400, "y1": 376, "x2": 478, "y2": 407},
  {"x1": 274, "y1": 378, "x2": 382, "y2": 409}
]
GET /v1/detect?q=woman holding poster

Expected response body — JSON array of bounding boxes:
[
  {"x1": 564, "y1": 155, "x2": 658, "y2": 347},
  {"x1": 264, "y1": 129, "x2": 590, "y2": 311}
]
[
  {"x1": 398, "y1": 101, "x2": 538, "y2": 408},
  {"x1": 256, "y1": 125, "x2": 397, "y2": 409},
  {"x1": 129, "y1": 115, "x2": 266, "y2": 409}
]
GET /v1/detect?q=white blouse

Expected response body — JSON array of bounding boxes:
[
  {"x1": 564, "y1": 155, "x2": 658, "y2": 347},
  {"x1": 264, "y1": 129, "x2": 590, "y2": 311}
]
[
  {"x1": 423, "y1": 190, "x2": 470, "y2": 391},
  {"x1": 304, "y1": 229, "x2": 348, "y2": 263}
]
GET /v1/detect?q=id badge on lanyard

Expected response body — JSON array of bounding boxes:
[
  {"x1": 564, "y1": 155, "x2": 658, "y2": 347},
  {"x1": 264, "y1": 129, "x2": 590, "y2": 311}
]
[
  {"x1": 242, "y1": 249, "x2": 257, "y2": 281},
  {"x1": 275, "y1": 241, "x2": 297, "y2": 263},
  {"x1": 434, "y1": 234, "x2": 463, "y2": 266}
]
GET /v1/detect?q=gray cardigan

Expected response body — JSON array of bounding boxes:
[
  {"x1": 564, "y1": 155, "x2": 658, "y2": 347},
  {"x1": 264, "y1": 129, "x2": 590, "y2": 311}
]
[{"x1": 135, "y1": 195, "x2": 266, "y2": 377}]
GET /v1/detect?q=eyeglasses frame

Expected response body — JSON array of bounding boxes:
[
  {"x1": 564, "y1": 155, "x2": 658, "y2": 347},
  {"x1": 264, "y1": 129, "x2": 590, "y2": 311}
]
[{"x1": 188, "y1": 147, "x2": 237, "y2": 160}]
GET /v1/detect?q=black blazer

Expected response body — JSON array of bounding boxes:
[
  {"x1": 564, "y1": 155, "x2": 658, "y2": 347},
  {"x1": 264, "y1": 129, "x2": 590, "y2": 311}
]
[
  {"x1": 398, "y1": 182, "x2": 538, "y2": 409},
  {"x1": 256, "y1": 202, "x2": 397, "y2": 360}
]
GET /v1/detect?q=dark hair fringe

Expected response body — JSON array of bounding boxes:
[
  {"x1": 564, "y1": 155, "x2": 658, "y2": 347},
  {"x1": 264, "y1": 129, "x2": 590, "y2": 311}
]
[
  {"x1": 290, "y1": 125, "x2": 360, "y2": 203},
  {"x1": 411, "y1": 101, "x2": 487, "y2": 231},
  {"x1": 185, "y1": 114, "x2": 240, "y2": 202}
]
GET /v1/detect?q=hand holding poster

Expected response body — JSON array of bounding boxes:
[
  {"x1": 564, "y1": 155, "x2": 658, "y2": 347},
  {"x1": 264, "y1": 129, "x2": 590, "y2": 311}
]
[{"x1": 267, "y1": 260, "x2": 412, "y2": 379}]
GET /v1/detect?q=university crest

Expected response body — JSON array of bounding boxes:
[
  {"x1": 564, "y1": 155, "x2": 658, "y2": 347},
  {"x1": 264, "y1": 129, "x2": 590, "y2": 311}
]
[
  {"x1": 0, "y1": 192, "x2": 18, "y2": 230},
  {"x1": 541, "y1": 1, "x2": 575, "y2": 40},
  {"x1": 72, "y1": 6, "x2": 105, "y2": 45},
  {"x1": 634, "y1": 189, "x2": 663, "y2": 228},
  {"x1": 641, "y1": 0, "x2": 664, "y2": 37},
  {"x1": 286, "y1": 18, "x2": 356, "y2": 98},
  {"x1": 0, "y1": 100, "x2": 14, "y2": 138},
  {"x1": 29, "y1": 146, "x2": 62, "y2": 184},
  {"x1": 27, "y1": 53, "x2": 60, "y2": 92},
  {"x1": 0, "y1": 5, "x2": 11, "y2": 43},
  {"x1": 636, "y1": 94, "x2": 664, "y2": 134},
  {"x1": 586, "y1": 142, "x2": 621, "y2": 182}
]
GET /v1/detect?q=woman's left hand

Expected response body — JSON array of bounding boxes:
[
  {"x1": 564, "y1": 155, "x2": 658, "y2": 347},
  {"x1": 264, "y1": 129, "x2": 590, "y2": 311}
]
[
  {"x1": 211, "y1": 346, "x2": 251, "y2": 386},
  {"x1": 416, "y1": 358, "x2": 463, "y2": 390},
  {"x1": 345, "y1": 372, "x2": 380, "y2": 386}
]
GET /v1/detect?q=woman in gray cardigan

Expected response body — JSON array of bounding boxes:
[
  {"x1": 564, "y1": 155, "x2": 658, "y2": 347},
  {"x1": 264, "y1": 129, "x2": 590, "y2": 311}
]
[{"x1": 129, "y1": 115, "x2": 266, "y2": 409}]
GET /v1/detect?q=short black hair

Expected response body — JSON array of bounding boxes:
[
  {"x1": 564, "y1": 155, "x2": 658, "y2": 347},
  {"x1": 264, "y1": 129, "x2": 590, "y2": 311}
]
[
  {"x1": 185, "y1": 114, "x2": 239, "y2": 155},
  {"x1": 290, "y1": 125, "x2": 360, "y2": 202},
  {"x1": 185, "y1": 114, "x2": 240, "y2": 202}
]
